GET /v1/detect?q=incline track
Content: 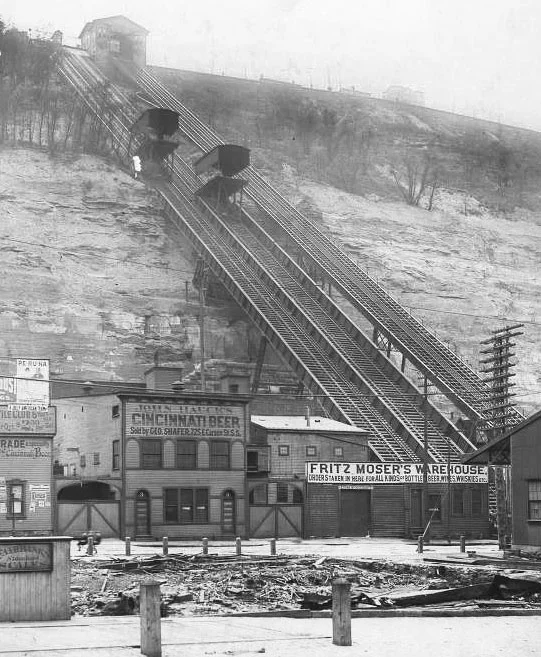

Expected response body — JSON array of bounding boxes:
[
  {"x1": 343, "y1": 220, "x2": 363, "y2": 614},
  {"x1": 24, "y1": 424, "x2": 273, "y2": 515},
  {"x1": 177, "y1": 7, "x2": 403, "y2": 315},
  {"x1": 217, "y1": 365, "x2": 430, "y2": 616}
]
[
  {"x1": 136, "y1": 67, "x2": 523, "y2": 430},
  {"x1": 57, "y1": 49, "x2": 497, "y2": 461}
]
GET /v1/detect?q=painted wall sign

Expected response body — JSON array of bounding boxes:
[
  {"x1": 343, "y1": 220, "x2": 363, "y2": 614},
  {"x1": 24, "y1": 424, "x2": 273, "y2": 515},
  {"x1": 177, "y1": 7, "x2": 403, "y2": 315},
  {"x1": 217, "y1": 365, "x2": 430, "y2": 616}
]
[
  {"x1": 0, "y1": 408, "x2": 55, "y2": 435},
  {"x1": 0, "y1": 542, "x2": 53, "y2": 572},
  {"x1": 306, "y1": 462, "x2": 489, "y2": 484},
  {"x1": 126, "y1": 402, "x2": 244, "y2": 439},
  {"x1": 0, "y1": 438, "x2": 51, "y2": 458},
  {"x1": 0, "y1": 359, "x2": 49, "y2": 408}
]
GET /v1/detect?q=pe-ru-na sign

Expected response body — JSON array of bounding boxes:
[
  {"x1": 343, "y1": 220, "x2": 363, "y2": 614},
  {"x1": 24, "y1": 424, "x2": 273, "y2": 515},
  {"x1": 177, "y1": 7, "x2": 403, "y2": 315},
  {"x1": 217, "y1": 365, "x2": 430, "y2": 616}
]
[{"x1": 305, "y1": 462, "x2": 488, "y2": 485}]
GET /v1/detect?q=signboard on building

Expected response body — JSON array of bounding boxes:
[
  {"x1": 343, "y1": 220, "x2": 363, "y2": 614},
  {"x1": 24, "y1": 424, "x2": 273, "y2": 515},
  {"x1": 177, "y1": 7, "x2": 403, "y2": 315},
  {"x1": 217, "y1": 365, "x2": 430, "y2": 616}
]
[
  {"x1": 0, "y1": 438, "x2": 51, "y2": 459},
  {"x1": 306, "y1": 462, "x2": 488, "y2": 484},
  {"x1": 0, "y1": 408, "x2": 55, "y2": 435},
  {"x1": 0, "y1": 359, "x2": 49, "y2": 409},
  {"x1": 125, "y1": 402, "x2": 244, "y2": 439},
  {"x1": 0, "y1": 542, "x2": 53, "y2": 572}
]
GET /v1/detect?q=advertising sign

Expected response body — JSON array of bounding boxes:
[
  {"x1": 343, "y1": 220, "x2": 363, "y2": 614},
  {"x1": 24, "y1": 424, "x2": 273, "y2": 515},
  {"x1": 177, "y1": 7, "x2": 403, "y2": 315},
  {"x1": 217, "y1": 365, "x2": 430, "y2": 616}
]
[
  {"x1": 0, "y1": 438, "x2": 51, "y2": 459},
  {"x1": 0, "y1": 359, "x2": 49, "y2": 409},
  {"x1": 126, "y1": 402, "x2": 244, "y2": 439},
  {"x1": 0, "y1": 408, "x2": 55, "y2": 435},
  {"x1": 306, "y1": 462, "x2": 489, "y2": 484},
  {"x1": 0, "y1": 543, "x2": 53, "y2": 572}
]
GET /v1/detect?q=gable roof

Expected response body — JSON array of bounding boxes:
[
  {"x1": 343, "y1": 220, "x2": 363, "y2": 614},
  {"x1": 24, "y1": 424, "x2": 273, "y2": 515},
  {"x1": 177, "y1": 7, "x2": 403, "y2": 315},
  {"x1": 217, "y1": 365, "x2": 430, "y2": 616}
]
[
  {"x1": 463, "y1": 408, "x2": 541, "y2": 465},
  {"x1": 79, "y1": 16, "x2": 149, "y2": 39}
]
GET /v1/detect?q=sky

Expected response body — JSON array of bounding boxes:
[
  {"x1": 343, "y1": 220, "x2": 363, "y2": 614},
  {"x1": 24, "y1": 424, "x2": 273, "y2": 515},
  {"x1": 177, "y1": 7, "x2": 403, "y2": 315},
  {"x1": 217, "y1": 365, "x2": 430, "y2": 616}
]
[{"x1": 4, "y1": 0, "x2": 541, "y2": 131}]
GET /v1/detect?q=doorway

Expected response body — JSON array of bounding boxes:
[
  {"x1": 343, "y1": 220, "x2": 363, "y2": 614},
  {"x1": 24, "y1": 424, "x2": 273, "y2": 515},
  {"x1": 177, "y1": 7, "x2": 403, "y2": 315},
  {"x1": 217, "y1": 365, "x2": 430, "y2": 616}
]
[
  {"x1": 339, "y1": 489, "x2": 371, "y2": 536},
  {"x1": 222, "y1": 489, "x2": 236, "y2": 536},
  {"x1": 135, "y1": 489, "x2": 151, "y2": 538}
]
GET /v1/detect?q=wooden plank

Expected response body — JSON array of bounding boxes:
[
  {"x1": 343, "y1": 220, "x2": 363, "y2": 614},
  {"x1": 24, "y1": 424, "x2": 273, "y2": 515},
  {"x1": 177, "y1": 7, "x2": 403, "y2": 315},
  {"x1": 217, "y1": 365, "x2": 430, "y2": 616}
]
[{"x1": 387, "y1": 583, "x2": 494, "y2": 607}]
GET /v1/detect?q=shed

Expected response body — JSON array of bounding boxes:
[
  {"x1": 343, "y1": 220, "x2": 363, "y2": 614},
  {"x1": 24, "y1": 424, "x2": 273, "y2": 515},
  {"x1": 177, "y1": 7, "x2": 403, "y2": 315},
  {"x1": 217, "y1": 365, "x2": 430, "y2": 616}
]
[{"x1": 79, "y1": 15, "x2": 148, "y2": 68}]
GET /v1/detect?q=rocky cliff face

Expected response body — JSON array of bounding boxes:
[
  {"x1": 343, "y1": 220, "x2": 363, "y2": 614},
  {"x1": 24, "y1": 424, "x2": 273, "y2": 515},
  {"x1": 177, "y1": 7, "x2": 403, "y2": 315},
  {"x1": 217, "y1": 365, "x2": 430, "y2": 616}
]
[{"x1": 0, "y1": 147, "x2": 250, "y2": 381}]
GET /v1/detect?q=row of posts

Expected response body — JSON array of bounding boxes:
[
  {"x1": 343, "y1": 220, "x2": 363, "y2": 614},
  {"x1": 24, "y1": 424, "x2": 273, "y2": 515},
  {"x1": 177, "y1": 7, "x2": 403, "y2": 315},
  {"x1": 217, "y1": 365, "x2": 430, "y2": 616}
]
[
  {"x1": 140, "y1": 577, "x2": 353, "y2": 656},
  {"x1": 122, "y1": 536, "x2": 277, "y2": 558},
  {"x1": 417, "y1": 534, "x2": 467, "y2": 553}
]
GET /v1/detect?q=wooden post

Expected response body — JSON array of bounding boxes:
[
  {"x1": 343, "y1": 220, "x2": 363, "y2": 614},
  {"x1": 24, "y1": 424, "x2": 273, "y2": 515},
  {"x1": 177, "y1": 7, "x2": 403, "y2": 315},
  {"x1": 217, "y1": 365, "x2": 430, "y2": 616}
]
[
  {"x1": 140, "y1": 581, "x2": 161, "y2": 657},
  {"x1": 460, "y1": 535, "x2": 466, "y2": 553},
  {"x1": 125, "y1": 537, "x2": 131, "y2": 556},
  {"x1": 202, "y1": 537, "x2": 209, "y2": 556},
  {"x1": 417, "y1": 535, "x2": 423, "y2": 554},
  {"x1": 162, "y1": 537, "x2": 168, "y2": 556},
  {"x1": 87, "y1": 536, "x2": 94, "y2": 556},
  {"x1": 332, "y1": 578, "x2": 352, "y2": 646},
  {"x1": 270, "y1": 538, "x2": 276, "y2": 556},
  {"x1": 236, "y1": 536, "x2": 241, "y2": 556}
]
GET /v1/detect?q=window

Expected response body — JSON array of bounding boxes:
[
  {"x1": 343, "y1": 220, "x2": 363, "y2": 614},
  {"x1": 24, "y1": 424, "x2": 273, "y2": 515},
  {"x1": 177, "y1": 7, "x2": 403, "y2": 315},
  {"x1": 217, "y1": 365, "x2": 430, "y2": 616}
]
[
  {"x1": 177, "y1": 440, "x2": 197, "y2": 469},
  {"x1": 292, "y1": 487, "x2": 304, "y2": 504},
  {"x1": 528, "y1": 481, "x2": 541, "y2": 520},
  {"x1": 428, "y1": 494, "x2": 442, "y2": 522},
  {"x1": 229, "y1": 384, "x2": 239, "y2": 393},
  {"x1": 210, "y1": 441, "x2": 230, "y2": 469},
  {"x1": 141, "y1": 439, "x2": 162, "y2": 469},
  {"x1": 80, "y1": 454, "x2": 86, "y2": 468},
  {"x1": 164, "y1": 488, "x2": 209, "y2": 524},
  {"x1": 93, "y1": 452, "x2": 100, "y2": 466},
  {"x1": 249, "y1": 484, "x2": 268, "y2": 505},
  {"x1": 247, "y1": 450, "x2": 259, "y2": 472},
  {"x1": 452, "y1": 489, "x2": 466, "y2": 515},
  {"x1": 112, "y1": 440, "x2": 120, "y2": 470},
  {"x1": 333, "y1": 446, "x2": 344, "y2": 458},
  {"x1": 112, "y1": 404, "x2": 120, "y2": 418},
  {"x1": 471, "y1": 489, "x2": 484, "y2": 516},
  {"x1": 277, "y1": 482, "x2": 289, "y2": 503},
  {"x1": 278, "y1": 445, "x2": 289, "y2": 456},
  {"x1": 306, "y1": 446, "x2": 317, "y2": 457},
  {"x1": 7, "y1": 481, "x2": 25, "y2": 518}
]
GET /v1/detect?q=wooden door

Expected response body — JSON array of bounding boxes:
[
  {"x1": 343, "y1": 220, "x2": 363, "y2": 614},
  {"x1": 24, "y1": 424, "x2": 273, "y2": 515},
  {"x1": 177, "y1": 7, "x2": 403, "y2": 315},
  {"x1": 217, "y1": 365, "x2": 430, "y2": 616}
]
[
  {"x1": 222, "y1": 490, "x2": 236, "y2": 536},
  {"x1": 135, "y1": 490, "x2": 151, "y2": 537},
  {"x1": 339, "y1": 489, "x2": 371, "y2": 536}
]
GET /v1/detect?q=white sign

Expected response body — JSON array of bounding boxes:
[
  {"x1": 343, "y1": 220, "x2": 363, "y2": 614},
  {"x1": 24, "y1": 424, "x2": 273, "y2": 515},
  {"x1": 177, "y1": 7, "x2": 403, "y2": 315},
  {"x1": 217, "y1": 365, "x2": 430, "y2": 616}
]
[
  {"x1": 306, "y1": 462, "x2": 488, "y2": 484},
  {"x1": 0, "y1": 359, "x2": 49, "y2": 408}
]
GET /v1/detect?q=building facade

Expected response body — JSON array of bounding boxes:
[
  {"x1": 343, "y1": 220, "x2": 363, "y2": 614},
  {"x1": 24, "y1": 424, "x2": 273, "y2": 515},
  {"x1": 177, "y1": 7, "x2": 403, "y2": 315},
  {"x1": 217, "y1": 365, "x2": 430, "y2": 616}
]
[
  {"x1": 79, "y1": 15, "x2": 148, "y2": 68},
  {"x1": 53, "y1": 367, "x2": 251, "y2": 540}
]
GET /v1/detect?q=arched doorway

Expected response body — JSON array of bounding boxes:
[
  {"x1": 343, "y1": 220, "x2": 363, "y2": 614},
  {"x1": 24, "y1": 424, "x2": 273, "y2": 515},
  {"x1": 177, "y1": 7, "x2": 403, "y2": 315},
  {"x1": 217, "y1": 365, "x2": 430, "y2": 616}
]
[
  {"x1": 222, "y1": 489, "x2": 236, "y2": 536},
  {"x1": 135, "y1": 489, "x2": 151, "y2": 538},
  {"x1": 56, "y1": 481, "x2": 120, "y2": 537}
]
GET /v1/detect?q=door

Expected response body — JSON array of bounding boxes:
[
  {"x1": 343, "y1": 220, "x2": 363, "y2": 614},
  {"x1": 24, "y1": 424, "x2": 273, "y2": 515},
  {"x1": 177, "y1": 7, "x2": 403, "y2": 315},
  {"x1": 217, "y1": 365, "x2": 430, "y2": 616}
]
[
  {"x1": 222, "y1": 490, "x2": 236, "y2": 536},
  {"x1": 339, "y1": 489, "x2": 371, "y2": 536},
  {"x1": 135, "y1": 490, "x2": 151, "y2": 537}
]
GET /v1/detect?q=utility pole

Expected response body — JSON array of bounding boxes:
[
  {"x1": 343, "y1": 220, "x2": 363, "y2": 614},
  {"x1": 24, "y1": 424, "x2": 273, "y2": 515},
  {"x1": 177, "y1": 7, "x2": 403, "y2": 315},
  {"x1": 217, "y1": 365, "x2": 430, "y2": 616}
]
[
  {"x1": 422, "y1": 375, "x2": 429, "y2": 542},
  {"x1": 195, "y1": 260, "x2": 209, "y2": 393},
  {"x1": 480, "y1": 323, "x2": 524, "y2": 549}
]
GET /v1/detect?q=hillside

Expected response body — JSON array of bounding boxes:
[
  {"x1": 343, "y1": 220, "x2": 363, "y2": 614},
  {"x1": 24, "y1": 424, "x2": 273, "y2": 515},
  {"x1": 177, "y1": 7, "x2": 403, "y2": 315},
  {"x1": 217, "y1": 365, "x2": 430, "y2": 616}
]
[{"x1": 0, "y1": 60, "x2": 540, "y2": 414}]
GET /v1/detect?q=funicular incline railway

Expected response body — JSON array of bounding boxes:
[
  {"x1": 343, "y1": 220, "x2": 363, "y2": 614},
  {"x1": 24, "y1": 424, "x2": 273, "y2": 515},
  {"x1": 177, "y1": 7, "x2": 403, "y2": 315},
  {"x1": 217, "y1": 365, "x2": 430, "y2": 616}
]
[
  {"x1": 135, "y1": 68, "x2": 524, "y2": 431},
  {"x1": 57, "y1": 49, "x2": 496, "y2": 462}
]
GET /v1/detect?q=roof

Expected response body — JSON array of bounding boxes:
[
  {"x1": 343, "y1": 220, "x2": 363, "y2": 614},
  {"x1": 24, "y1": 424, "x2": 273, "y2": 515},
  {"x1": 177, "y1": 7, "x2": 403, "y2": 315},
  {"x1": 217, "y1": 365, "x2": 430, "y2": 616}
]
[
  {"x1": 79, "y1": 16, "x2": 149, "y2": 39},
  {"x1": 250, "y1": 415, "x2": 367, "y2": 434},
  {"x1": 463, "y1": 408, "x2": 541, "y2": 464}
]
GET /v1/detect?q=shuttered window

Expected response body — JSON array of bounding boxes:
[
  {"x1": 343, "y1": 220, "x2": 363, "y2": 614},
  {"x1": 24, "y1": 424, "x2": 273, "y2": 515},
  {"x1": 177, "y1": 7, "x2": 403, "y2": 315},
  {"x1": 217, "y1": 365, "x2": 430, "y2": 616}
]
[
  {"x1": 141, "y1": 440, "x2": 161, "y2": 469},
  {"x1": 177, "y1": 440, "x2": 197, "y2": 469},
  {"x1": 528, "y1": 481, "x2": 541, "y2": 520},
  {"x1": 210, "y1": 441, "x2": 230, "y2": 469},
  {"x1": 164, "y1": 488, "x2": 209, "y2": 524}
]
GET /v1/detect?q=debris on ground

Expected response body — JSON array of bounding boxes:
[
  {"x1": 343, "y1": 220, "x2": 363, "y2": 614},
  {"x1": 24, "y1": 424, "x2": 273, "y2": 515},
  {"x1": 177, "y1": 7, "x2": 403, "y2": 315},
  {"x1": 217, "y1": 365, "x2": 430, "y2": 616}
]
[{"x1": 69, "y1": 552, "x2": 541, "y2": 617}]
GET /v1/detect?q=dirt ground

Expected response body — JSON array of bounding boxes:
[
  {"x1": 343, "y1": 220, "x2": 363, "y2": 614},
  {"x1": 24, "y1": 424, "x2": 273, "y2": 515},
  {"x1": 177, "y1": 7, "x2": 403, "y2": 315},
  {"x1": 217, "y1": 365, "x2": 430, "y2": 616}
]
[{"x1": 70, "y1": 550, "x2": 541, "y2": 617}]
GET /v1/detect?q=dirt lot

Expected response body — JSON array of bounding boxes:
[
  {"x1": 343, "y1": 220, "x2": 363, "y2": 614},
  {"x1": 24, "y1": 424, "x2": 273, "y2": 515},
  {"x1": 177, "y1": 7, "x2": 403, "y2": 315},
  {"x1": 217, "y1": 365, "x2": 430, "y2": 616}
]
[{"x1": 70, "y1": 550, "x2": 541, "y2": 617}]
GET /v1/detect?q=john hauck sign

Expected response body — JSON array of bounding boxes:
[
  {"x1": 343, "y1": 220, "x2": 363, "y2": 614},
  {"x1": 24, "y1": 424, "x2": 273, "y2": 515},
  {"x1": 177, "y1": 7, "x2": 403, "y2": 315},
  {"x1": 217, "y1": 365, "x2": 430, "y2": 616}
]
[
  {"x1": 306, "y1": 462, "x2": 488, "y2": 484},
  {"x1": 0, "y1": 543, "x2": 53, "y2": 572}
]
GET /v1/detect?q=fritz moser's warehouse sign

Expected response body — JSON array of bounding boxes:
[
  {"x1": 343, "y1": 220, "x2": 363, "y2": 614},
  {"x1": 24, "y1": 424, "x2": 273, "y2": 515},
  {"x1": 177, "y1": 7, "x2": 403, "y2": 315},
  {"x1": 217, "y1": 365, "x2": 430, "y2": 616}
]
[{"x1": 306, "y1": 462, "x2": 488, "y2": 484}]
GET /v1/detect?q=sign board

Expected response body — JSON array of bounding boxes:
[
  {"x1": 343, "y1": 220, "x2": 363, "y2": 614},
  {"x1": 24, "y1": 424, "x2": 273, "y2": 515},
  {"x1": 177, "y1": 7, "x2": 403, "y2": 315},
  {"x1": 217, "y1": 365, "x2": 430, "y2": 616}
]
[
  {"x1": 0, "y1": 359, "x2": 49, "y2": 409},
  {"x1": 306, "y1": 462, "x2": 488, "y2": 484},
  {"x1": 0, "y1": 542, "x2": 53, "y2": 572},
  {"x1": 0, "y1": 438, "x2": 51, "y2": 459},
  {"x1": 126, "y1": 402, "x2": 244, "y2": 439},
  {"x1": 0, "y1": 408, "x2": 55, "y2": 435}
]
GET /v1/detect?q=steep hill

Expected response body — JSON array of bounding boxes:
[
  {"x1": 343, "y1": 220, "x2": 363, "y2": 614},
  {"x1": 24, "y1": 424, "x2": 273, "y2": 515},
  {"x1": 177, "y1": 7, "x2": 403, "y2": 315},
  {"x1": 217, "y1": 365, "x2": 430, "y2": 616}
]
[{"x1": 1, "y1": 63, "x2": 540, "y2": 414}]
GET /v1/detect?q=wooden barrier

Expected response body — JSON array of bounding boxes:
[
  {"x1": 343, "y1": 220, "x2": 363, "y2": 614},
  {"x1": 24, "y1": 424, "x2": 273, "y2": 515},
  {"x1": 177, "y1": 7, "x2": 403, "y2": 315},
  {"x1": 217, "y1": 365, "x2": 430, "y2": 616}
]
[
  {"x1": 162, "y1": 537, "x2": 168, "y2": 556},
  {"x1": 332, "y1": 578, "x2": 352, "y2": 646},
  {"x1": 236, "y1": 537, "x2": 241, "y2": 556},
  {"x1": 125, "y1": 537, "x2": 131, "y2": 556},
  {"x1": 140, "y1": 581, "x2": 161, "y2": 657},
  {"x1": 202, "y1": 537, "x2": 209, "y2": 555},
  {"x1": 87, "y1": 536, "x2": 94, "y2": 556},
  {"x1": 417, "y1": 535, "x2": 424, "y2": 553},
  {"x1": 460, "y1": 535, "x2": 466, "y2": 553},
  {"x1": 270, "y1": 538, "x2": 276, "y2": 556}
]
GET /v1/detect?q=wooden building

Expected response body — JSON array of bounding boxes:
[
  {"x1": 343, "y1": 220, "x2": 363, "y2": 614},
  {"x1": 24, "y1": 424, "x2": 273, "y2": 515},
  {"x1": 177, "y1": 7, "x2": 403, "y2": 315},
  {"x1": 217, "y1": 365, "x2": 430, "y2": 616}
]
[
  {"x1": 0, "y1": 407, "x2": 56, "y2": 536},
  {"x1": 465, "y1": 409, "x2": 541, "y2": 552},
  {"x1": 53, "y1": 367, "x2": 251, "y2": 539},
  {"x1": 248, "y1": 415, "x2": 369, "y2": 538},
  {"x1": 79, "y1": 15, "x2": 148, "y2": 68}
]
